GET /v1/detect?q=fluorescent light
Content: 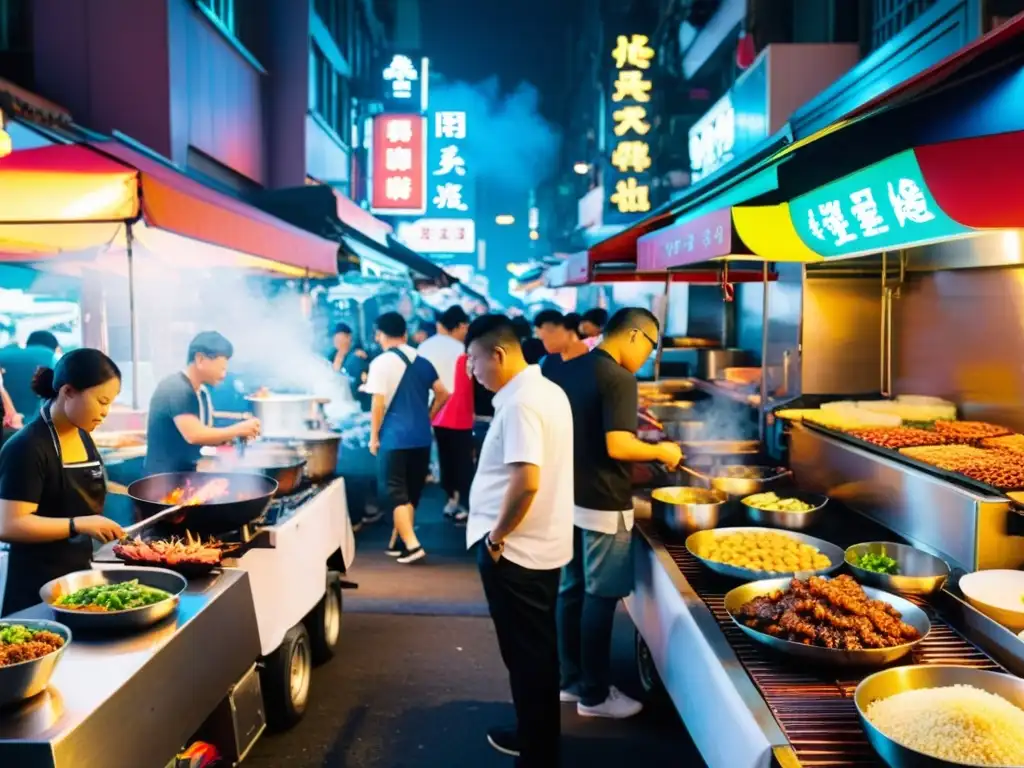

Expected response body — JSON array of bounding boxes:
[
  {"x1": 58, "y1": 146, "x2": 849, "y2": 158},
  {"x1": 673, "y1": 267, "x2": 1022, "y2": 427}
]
[
  {"x1": 573, "y1": 162, "x2": 590, "y2": 175},
  {"x1": 495, "y1": 215, "x2": 515, "y2": 225}
]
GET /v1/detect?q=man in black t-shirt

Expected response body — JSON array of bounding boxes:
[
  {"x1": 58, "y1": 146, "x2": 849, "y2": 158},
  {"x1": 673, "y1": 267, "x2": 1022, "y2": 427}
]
[
  {"x1": 145, "y1": 332, "x2": 261, "y2": 475},
  {"x1": 547, "y1": 308, "x2": 682, "y2": 719}
]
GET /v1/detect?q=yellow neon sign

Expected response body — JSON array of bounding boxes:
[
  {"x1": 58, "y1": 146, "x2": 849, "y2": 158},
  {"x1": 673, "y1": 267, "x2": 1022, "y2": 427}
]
[
  {"x1": 608, "y1": 32, "x2": 655, "y2": 216},
  {"x1": 612, "y1": 35, "x2": 654, "y2": 70},
  {"x1": 610, "y1": 141, "x2": 651, "y2": 173}
]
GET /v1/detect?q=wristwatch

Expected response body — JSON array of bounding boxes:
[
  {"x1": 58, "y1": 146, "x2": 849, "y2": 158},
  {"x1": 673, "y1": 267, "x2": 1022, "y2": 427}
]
[
  {"x1": 485, "y1": 533, "x2": 504, "y2": 553},
  {"x1": 68, "y1": 518, "x2": 77, "y2": 538}
]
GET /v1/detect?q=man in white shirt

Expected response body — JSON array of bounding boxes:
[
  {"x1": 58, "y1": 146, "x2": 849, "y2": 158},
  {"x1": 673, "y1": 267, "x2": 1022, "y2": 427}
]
[
  {"x1": 416, "y1": 306, "x2": 472, "y2": 518},
  {"x1": 465, "y1": 314, "x2": 574, "y2": 765}
]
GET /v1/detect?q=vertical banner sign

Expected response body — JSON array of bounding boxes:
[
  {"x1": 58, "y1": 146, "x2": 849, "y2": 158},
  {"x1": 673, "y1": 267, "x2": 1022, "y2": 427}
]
[
  {"x1": 429, "y1": 109, "x2": 474, "y2": 216},
  {"x1": 370, "y1": 113, "x2": 427, "y2": 216},
  {"x1": 607, "y1": 34, "x2": 655, "y2": 223}
]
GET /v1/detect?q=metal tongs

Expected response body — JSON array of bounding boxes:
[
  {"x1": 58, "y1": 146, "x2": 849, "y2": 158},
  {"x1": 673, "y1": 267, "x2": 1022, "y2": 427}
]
[{"x1": 120, "y1": 478, "x2": 231, "y2": 539}]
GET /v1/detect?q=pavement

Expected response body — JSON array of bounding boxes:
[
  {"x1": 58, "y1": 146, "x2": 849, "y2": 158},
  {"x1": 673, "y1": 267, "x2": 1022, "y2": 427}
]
[{"x1": 246, "y1": 484, "x2": 706, "y2": 767}]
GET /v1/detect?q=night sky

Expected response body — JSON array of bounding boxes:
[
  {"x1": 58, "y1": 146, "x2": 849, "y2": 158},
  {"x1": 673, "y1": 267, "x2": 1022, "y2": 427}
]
[{"x1": 420, "y1": 0, "x2": 575, "y2": 124}]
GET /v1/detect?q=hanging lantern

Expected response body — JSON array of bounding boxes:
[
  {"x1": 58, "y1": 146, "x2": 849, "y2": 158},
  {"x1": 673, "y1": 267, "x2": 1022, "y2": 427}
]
[{"x1": 736, "y1": 30, "x2": 756, "y2": 70}]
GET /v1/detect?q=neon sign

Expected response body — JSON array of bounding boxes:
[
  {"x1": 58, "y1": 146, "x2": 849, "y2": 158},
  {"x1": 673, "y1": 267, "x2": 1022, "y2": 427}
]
[{"x1": 608, "y1": 34, "x2": 655, "y2": 218}]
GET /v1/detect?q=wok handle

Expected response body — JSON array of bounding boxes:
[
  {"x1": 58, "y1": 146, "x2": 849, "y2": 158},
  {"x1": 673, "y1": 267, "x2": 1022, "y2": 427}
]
[
  {"x1": 213, "y1": 410, "x2": 252, "y2": 421},
  {"x1": 121, "y1": 502, "x2": 188, "y2": 538}
]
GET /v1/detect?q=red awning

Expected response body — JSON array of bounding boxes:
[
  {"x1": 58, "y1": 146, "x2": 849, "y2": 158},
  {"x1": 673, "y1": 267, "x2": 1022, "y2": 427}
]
[
  {"x1": 0, "y1": 142, "x2": 340, "y2": 275},
  {"x1": 847, "y1": 11, "x2": 1024, "y2": 119},
  {"x1": 332, "y1": 188, "x2": 392, "y2": 246}
]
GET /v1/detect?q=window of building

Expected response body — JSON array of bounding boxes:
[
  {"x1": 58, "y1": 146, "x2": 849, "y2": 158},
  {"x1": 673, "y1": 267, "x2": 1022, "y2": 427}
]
[
  {"x1": 311, "y1": 43, "x2": 350, "y2": 145},
  {"x1": 0, "y1": 0, "x2": 30, "y2": 52},
  {"x1": 314, "y1": 0, "x2": 351, "y2": 60},
  {"x1": 870, "y1": 0, "x2": 939, "y2": 50}
]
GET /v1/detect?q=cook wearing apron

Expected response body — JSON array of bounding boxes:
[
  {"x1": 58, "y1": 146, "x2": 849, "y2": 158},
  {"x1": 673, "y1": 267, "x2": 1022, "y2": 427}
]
[{"x1": 0, "y1": 405, "x2": 108, "y2": 616}]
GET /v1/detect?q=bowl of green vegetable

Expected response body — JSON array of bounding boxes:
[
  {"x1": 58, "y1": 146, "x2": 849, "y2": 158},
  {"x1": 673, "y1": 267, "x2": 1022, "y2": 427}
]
[
  {"x1": 845, "y1": 542, "x2": 949, "y2": 596},
  {"x1": 40, "y1": 568, "x2": 187, "y2": 632}
]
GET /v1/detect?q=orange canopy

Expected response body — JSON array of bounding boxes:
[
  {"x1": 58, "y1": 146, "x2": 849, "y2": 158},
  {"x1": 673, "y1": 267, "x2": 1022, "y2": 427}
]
[{"x1": 0, "y1": 142, "x2": 340, "y2": 276}]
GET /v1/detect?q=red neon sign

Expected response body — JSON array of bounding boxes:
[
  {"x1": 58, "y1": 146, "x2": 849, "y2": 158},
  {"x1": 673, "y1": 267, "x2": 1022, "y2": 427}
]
[{"x1": 371, "y1": 114, "x2": 427, "y2": 215}]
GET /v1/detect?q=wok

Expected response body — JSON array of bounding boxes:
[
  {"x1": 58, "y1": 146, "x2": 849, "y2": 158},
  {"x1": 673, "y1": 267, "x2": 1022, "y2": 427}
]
[
  {"x1": 201, "y1": 444, "x2": 306, "y2": 495},
  {"x1": 127, "y1": 471, "x2": 277, "y2": 535}
]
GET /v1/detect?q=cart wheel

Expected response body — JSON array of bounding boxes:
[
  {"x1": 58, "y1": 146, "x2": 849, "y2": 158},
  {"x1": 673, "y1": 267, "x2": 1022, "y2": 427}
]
[
  {"x1": 635, "y1": 630, "x2": 667, "y2": 703},
  {"x1": 305, "y1": 579, "x2": 343, "y2": 665},
  {"x1": 261, "y1": 623, "x2": 312, "y2": 730}
]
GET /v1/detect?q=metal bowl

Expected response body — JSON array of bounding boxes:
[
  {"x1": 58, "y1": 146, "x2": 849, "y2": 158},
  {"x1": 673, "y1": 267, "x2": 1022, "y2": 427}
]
[
  {"x1": 650, "y1": 487, "x2": 729, "y2": 534},
  {"x1": 645, "y1": 402, "x2": 696, "y2": 422},
  {"x1": 845, "y1": 542, "x2": 950, "y2": 596},
  {"x1": 742, "y1": 491, "x2": 829, "y2": 531},
  {"x1": 724, "y1": 577, "x2": 931, "y2": 667},
  {"x1": 40, "y1": 568, "x2": 187, "y2": 632},
  {"x1": 686, "y1": 527, "x2": 844, "y2": 580},
  {"x1": 0, "y1": 619, "x2": 71, "y2": 708},
  {"x1": 855, "y1": 665, "x2": 1024, "y2": 767},
  {"x1": 696, "y1": 465, "x2": 792, "y2": 497}
]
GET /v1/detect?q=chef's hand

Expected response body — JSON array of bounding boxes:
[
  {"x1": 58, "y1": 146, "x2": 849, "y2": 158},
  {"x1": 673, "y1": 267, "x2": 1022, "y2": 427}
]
[
  {"x1": 233, "y1": 418, "x2": 262, "y2": 440},
  {"x1": 657, "y1": 441, "x2": 684, "y2": 470},
  {"x1": 369, "y1": 436, "x2": 380, "y2": 456},
  {"x1": 486, "y1": 533, "x2": 504, "y2": 563},
  {"x1": 77, "y1": 515, "x2": 125, "y2": 543}
]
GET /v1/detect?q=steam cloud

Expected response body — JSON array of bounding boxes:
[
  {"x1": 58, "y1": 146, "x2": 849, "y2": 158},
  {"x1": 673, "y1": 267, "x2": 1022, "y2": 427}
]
[{"x1": 430, "y1": 76, "x2": 561, "y2": 191}]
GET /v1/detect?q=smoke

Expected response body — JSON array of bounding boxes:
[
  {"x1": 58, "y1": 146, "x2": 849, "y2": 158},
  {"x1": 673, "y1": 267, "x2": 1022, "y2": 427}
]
[
  {"x1": 107, "y1": 251, "x2": 356, "y2": 419},
  {"x1": 430, "y1": 76, "x2": 561, "y2": 191}
]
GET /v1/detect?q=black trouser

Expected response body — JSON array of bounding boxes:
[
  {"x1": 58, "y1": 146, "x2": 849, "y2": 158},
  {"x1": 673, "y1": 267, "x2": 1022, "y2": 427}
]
[
  {"x1": 478, "y1": 544, "x2": 561, "y2": 767},
  {"x1": 434, "y1": 426, "x2": 474, "y2": 503}
]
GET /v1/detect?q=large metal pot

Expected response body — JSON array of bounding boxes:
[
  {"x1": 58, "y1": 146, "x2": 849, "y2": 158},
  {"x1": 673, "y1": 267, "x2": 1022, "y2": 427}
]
[
  {"x1": 264, "y1": 431, "x2": 341, "y2": 481},
  {"x1": 245, "y1": 394, "x2": 330, "y2": 435},
  {"x1": 201, "y1": 444, "x2": 307, "y2": 495},
  {"x1": 695, "y1": 348, "x2": 749, "y2": 380},
  {"x1": 649, "y1": 487, "x2": 729, "y2": 534}
]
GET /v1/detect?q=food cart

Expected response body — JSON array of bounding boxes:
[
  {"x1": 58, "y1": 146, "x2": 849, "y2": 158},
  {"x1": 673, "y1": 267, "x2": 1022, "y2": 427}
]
[
  {"x1": 0, "y1": 137, "x2": 363, "y2": 765},
  {"x1": 558, "y1": 16, "x2": 1024, "y2": 767}
]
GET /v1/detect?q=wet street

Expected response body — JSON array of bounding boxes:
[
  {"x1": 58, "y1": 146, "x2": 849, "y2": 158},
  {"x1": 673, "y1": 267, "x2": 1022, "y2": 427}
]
[{"x1": 246, "y1": 484, "x2": 705, "y2": 767}]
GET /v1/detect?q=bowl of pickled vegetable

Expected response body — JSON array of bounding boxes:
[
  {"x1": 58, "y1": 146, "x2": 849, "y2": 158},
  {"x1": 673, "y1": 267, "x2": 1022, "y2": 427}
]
[
  {"x1": 40, "y1": 568, "x2": 187, "y2": 632},
  {"x1": 845, "y1": 542, "x2": 949, "y2": 596},
  {"x1": 740, "y1": 490, "x2": 829, "y2": 531}
]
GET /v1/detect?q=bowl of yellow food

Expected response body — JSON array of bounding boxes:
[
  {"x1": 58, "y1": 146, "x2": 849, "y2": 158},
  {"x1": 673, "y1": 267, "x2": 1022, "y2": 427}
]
[
  {"x1": 741, "y1": 490, "x2": 829, "y2": 531},
  {"x1": 685, "y1": 527, "x2": 844, "y2": 580}
]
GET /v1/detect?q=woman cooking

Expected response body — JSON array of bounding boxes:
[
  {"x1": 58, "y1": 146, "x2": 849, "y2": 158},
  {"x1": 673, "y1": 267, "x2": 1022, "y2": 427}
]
[{"x1": 0, "y1": 348, "x2": 125, "y2": 616}]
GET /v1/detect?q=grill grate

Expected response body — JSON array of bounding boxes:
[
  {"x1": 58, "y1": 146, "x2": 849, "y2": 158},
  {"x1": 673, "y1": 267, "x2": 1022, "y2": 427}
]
[{"x1": 650, "y1": 528, "x2": 1003, "y2": 767}]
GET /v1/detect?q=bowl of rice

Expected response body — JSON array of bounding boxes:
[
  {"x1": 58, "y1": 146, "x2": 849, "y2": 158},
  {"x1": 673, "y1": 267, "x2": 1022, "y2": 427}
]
[{"x1": 855, "y1": 665, "x2": 1024, "y2": 767}]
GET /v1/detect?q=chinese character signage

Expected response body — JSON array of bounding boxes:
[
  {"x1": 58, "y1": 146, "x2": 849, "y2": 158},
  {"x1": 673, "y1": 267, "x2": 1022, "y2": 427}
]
[
  {"x1": 637, "y1": 207, "x2": 733, "y2": 270},
  {"x1": 429, "y1": 109, "x2": 474, "y2": 215},
  {"x1": 395, "y1": 218, "x2": 476, "y2": 254},
  {"x1": 382, "y1": 54, "x2": 429, "y2": 111},
  {"x1": 370, "y1": 114, "x2": 427, "y2": 216},
  {"x1": 689, "y1": 94, "x2": 734, "y2": 182},
  {"x1": 606, "y1": 34, "x2": 655, "y2": 222},
  {"x1": 789, "y1": 150, "x2": 971, "y2": 258}
]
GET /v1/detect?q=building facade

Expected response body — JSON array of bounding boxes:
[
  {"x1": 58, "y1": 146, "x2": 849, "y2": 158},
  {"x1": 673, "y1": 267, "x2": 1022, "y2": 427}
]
[{"x1": 0, "y1": 0, "x2": 405, "y2": 200}]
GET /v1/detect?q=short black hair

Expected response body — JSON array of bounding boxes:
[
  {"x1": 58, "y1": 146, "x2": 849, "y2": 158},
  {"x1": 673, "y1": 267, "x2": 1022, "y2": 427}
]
[
  {"x1": 439, "y1": 305, "x2": 470, "y2": 332},
  {"x1": 187, "y1": 331, "x2": 233, "y2": 364},
  {"x1": 562, "y1": 312, "x2": 582, "y2": 335},
  {"x1": 604, "y1": 307, "x2": 660, "y2": 338},
  {"x1": 465, "y1": 314, "x2": 522, "y2": 352},
  {"x1": 582, "y1": 308, "x2": 609, "y2": 328},
  {"x1": 533, "y1": 309, "x2": 563, "y2": 328},
  {"x1": 26, "y1": 330, "x2": 60, "y2": 351},
  {"x1": 510, "y1": 316, "x2": 532, "y2": 341},
  {"x1": 333, "y1": 322, "x2": 353, "y2": 336},
  {"x1": 376, "y1": 311, "x2": 407, "y2": 339}
]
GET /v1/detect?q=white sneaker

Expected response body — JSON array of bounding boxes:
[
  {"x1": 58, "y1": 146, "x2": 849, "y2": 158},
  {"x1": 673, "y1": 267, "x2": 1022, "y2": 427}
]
[
  {"x1": 560, "y1": 689, "x2": 580, "y2": 703},
  {"x1": 577, "y1": 687, "x2": 643, "y2": 719},
  {"x1": 443, "y1": 498, "x2": 459, "y2": 517},
  {"x1": 453, "y1": 508, "x2": 468, "y2": 523}
]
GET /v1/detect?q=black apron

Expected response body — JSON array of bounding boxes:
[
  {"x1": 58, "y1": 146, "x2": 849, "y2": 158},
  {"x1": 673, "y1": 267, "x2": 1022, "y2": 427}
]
[{"x1": 2, "y1": 405, "x2": 107, "y2": 616}]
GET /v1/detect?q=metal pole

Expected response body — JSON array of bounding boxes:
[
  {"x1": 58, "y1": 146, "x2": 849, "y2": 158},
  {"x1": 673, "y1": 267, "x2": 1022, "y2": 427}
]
[
  {"x1": 759, "y1": 261, "x2": 770, "y2": 443},
  {"x1": 126, "y1": 223, "x2": 140, "y2": 410},
  {"x1": 653, "y1": 274, "x2": 671, "y2": 382}
]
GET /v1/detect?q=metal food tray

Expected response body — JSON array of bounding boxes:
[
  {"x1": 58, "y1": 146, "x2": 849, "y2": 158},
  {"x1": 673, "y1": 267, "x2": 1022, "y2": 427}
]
[
  {"x1": 800, "y1": 420, "x2": 1024, "y2": 497},
  {"x1": 723, "y1": 577, "x2": 932, "y2": 668},
  {"x1": 685, "y1": 527, "x2": 845, "y2": 581}
]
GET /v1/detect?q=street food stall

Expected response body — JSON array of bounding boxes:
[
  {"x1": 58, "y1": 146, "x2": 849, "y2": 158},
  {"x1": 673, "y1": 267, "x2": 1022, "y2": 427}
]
[
  {"x1": 561, "y1": 14, "x2": 1024, "y2": 768},
  {"x1": 0, "y1": 137, "x2": 363, "y2": 765}
]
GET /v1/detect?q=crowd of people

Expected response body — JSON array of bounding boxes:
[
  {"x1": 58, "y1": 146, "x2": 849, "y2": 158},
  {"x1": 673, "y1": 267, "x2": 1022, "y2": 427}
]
[{"x1": 358, "y1": 302, "x2": 679, "y2": 766}]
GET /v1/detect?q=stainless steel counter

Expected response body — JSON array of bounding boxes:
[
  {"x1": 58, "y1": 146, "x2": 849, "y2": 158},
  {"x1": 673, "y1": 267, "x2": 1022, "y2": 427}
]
[
  {"x1": 0, "y1": 569, "x2": 261, "y2": 768},
  {"x1": 789, "y1": 424, "x2": 1023, "y2": 571}
]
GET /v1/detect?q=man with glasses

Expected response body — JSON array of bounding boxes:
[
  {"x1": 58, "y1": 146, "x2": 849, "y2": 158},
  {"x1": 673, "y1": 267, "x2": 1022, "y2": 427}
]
[{"x1": 546, "y1": 307, "x2": 682, "y2": 719}]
